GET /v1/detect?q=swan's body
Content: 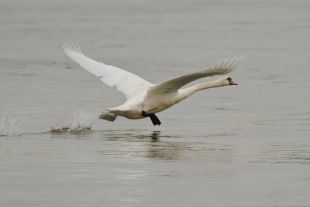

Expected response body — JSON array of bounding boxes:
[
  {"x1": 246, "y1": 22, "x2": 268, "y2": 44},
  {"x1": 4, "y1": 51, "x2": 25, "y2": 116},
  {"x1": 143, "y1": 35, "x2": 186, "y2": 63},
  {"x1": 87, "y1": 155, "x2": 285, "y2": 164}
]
[{"x1": 63, "y1": 43, "x2": 241, "y2": 126}]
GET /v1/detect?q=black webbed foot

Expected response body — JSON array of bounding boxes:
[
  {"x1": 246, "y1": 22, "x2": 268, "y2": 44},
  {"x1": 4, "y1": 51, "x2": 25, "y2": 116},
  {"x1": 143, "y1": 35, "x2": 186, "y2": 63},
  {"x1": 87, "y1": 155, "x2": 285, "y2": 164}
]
[{"x1": 99, "y1": 113, "x2": 117, "y2": 122}]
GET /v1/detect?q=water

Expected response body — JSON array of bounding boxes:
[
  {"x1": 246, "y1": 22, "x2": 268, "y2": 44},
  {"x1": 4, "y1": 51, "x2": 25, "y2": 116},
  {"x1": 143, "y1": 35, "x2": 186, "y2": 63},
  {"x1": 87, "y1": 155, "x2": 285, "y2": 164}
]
[{"x1": 1, "y1": 0, "x2": 310, "y2": 206}]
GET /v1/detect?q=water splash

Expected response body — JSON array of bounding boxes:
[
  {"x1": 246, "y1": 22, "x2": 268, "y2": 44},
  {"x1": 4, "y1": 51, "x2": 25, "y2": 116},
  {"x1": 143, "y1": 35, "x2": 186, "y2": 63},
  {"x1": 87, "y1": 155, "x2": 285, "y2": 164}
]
[
  {"x1": 50, "y1": 111, "x2": 97, "y2": 134},
  {"x1": 0, "y1": 109, "x2": 24, "y2": 136}
]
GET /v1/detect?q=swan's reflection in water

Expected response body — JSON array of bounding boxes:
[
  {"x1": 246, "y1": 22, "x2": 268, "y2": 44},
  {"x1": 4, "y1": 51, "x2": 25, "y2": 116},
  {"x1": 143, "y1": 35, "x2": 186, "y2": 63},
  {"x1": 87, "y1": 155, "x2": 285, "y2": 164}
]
[
  {"x1": 150, "y1": 131, "x2": 160, "y2": 141},
  {"x1": 49, "y1": 129, "x2": 237, "y2": 161},
  {"x1": 147, "y1": 131, "x2": 182, "y2": 160},
  {"x1": 49, "y1": 127, "x2": 239, "y2": 161},
  {"x1": 100, "y1": 130, "x2": 185, "y2": 160},
  {"x1": 49, "y1": 129, "x2": 310, "y2": 164},
  {"x1": 97, "y1": 130, "x2": 236, "y2": 161},
  {"x1": 103, "y1": 130, "x2": 163, "y2": 142}
]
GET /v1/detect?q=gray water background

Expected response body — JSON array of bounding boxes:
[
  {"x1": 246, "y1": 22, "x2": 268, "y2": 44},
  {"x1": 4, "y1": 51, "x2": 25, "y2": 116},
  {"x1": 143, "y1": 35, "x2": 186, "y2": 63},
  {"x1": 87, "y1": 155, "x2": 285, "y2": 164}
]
[{"x1": 1, "y1": 0, "x2": 310, "y2": 206}]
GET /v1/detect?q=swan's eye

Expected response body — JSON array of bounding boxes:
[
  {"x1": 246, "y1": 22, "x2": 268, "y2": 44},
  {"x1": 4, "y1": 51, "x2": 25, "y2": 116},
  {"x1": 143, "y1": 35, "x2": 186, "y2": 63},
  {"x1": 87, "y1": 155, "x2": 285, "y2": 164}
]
[{"x1": 227, "y1": 77, "x2": 232, "y2": 81}]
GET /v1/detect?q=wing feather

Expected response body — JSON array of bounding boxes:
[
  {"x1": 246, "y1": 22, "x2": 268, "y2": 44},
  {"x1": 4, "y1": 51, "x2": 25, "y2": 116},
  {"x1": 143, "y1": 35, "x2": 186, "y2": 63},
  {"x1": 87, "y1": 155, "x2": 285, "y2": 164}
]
[
  {"x1": 147, "y1": 57, "x2": 243, "y2": 95},
  {"x1": 63, "y1": 43, "x2": 154, "y2": 99}
]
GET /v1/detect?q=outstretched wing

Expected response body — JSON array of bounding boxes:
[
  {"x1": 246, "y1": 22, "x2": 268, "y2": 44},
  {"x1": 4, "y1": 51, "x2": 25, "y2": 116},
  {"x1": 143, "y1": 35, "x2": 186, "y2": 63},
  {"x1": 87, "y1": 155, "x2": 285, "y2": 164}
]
[
  {"x1": 63, "y1": 43, "x2": 154, "y2": 99},
  {"x1": 147, "y1": 57, "x2": 243, "y2": 95}
]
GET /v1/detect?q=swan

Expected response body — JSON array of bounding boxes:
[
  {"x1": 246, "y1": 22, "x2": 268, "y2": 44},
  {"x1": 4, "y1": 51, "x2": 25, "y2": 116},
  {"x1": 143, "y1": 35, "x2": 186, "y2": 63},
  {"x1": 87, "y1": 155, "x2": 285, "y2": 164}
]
[{"x1": 63, "y1": 43, "x2": 242, "y2": 126}]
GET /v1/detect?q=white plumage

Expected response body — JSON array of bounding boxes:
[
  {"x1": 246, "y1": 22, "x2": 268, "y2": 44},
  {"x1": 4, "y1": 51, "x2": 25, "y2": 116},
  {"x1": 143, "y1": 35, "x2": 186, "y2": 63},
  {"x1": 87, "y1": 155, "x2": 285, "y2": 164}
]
[
  {"x1": 63, "y1": 43, "x2": 153, "y2": 99},
  {"x1": 63, "y1": 43, "x2": 242, "y2": 126}
]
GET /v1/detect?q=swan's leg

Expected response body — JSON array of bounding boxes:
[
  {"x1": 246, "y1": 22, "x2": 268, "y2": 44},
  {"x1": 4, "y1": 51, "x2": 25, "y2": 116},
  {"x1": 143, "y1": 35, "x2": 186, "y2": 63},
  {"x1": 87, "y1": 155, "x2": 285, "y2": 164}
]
[
  {"x1": 142, "y1": 111, "x2": 161, "y2": 126},
  {"x1": 99, "y1": 113, "x2": 117, "y2": 122},
  {"x1": 149, "y1": 113, "x2": 161, "y2": 126}
]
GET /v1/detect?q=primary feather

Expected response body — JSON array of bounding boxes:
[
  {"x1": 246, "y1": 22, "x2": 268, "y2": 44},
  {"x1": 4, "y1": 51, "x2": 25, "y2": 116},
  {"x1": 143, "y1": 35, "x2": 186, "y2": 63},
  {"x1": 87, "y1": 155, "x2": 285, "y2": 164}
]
[
  {"x1": 63, "y1": 43, "x2": 154, "y2": 100},
  {"x1": 146, "y1": 57, "x2": 243, "y2": 95}
]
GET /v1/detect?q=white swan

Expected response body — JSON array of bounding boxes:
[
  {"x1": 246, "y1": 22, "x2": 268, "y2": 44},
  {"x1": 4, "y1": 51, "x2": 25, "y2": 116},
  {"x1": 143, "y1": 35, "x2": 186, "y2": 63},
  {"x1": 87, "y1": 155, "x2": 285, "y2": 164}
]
[{"x1": 63, "y1": 43, "x2": 242, "y2": 126}]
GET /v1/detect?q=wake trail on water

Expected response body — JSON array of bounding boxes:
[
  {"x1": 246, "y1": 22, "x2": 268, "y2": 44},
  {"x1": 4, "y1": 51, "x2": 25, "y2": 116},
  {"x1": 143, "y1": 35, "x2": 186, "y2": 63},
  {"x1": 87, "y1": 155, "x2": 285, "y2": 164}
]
[
  {"x1": 50, "y1": 111, "x2": 97, "y2": 134},
  {"x1": 0, "y1": 108, "x2": 24, "y2": 137},
  {"x1": 0, "y1": 110, "x2": 98, "y2": 137}
]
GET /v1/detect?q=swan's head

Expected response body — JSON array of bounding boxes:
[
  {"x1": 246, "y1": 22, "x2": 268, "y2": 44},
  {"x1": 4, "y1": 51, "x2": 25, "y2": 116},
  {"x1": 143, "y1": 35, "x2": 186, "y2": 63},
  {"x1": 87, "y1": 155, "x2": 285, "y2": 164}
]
[{"x1": 226, "y1": 77, "x2": 238, "y2": 85}]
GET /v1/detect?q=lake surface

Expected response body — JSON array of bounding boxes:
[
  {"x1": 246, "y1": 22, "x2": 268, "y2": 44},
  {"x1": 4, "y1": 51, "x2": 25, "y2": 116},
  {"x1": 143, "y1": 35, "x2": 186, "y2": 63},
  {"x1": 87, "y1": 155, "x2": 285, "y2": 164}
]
[{"x1": 1, "y1": 0, "x2": 310, "y2": 206}]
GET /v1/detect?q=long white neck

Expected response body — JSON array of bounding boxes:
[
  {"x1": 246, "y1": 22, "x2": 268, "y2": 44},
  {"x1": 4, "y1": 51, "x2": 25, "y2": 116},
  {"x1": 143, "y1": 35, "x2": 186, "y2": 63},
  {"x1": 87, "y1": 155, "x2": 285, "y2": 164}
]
[{"x1": 178, "y1": 77, "x2": 229, "y2": 100}]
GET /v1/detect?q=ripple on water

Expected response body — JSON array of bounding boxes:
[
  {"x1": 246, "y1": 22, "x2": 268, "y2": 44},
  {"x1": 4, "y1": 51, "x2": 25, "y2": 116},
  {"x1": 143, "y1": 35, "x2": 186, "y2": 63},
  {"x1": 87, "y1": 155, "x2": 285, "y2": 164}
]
[{"x1": 256, "y1": 142, "x2": 310, "y2": 164}]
